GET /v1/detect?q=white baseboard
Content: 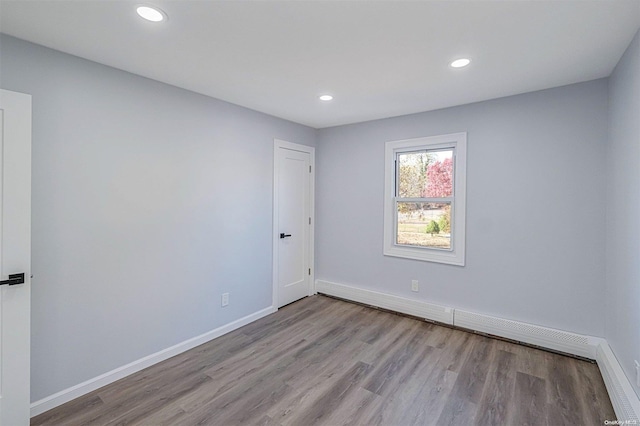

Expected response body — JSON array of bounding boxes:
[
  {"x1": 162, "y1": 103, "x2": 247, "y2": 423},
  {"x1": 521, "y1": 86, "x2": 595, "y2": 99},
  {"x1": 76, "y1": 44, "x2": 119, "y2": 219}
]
[
  {"x1": 316, "y1": 279, "x2": 594, "y2": 358},
  {"x1": 30, "y1": 305, "x2": 277, "y2": 417},
  {"x1": 454, "y1": 309, "x2": 597, "y2": 359},
  {"x1": 596, "y1": 342, "x2": 640, "y2": 422},
  {"x1": 316, "y1": 279, "x2": 453, "y2": 324}
]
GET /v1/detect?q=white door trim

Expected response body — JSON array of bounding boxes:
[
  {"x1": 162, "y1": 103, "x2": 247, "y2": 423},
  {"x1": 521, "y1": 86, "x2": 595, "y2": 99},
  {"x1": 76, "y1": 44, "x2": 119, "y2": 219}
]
[{"x1": 272, "y1": 139, "x2": 315, "y2": 309}]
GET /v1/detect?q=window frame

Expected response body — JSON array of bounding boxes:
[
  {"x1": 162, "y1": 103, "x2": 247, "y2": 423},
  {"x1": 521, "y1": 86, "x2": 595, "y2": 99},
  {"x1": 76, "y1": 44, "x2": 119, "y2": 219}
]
[{"x1": 383, "y1": 132, "x2": 467, "y2": 266}]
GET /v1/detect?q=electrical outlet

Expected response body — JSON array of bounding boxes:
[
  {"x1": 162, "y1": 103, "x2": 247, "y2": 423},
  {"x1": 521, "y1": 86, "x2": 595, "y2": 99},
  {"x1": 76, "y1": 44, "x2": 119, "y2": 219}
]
[
  {"x1": 411, "y1": 280, "x2": 419, "y2": 292},
  {"x1": 635, "y1": 360, "x2": 639, "y2": 387},
  {"x1": 221, "y1": 293, "x2": 229, "y2": 307}
]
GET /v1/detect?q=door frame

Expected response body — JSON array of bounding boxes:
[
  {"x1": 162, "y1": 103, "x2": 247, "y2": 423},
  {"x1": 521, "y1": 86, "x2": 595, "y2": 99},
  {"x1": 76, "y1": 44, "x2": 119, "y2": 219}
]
[{"x1": 272, "y1": 139, "x2": 315, "y2": 309}]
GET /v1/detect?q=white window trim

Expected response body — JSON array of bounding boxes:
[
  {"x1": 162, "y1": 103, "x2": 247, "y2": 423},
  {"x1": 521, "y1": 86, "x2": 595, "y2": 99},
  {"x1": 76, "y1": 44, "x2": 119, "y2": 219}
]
[{"x1": 383, "y1": 132, "x2": 467, "y2": 266}]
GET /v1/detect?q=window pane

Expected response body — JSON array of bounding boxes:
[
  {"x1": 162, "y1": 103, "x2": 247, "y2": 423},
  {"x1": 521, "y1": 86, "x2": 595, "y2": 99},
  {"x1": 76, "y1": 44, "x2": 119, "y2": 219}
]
[
  {"x1": 397, "y1": 202, "x2": 451, "y2": 249},
  {"x1": 424, "y1": 150, "x2": 453, "y2": 197},
  {"x1": 398, "y1": 150, "x2": 453, "y2": 198},
  {"x1": 397, "y1": 151, "x2": 430, "y2": 198}
]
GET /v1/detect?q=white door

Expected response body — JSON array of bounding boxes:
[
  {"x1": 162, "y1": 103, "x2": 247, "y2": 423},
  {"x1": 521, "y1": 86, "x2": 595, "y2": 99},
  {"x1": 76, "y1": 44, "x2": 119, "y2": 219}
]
[
  {"x1": 0, "y1": 89, "x2": 32, "y2": 426},
  {"x1": 273, "y1": 141, "x2": 314, "y2": 308}
]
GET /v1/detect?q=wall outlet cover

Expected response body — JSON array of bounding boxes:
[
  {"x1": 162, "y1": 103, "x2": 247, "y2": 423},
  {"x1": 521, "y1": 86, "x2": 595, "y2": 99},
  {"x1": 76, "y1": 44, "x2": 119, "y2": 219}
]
[
  {"x1": 411, "y1": 280, "x2": 419, "y2": 292},
  {"x1": 222, "y1": 293, "x2": 229, "y2": 307}
]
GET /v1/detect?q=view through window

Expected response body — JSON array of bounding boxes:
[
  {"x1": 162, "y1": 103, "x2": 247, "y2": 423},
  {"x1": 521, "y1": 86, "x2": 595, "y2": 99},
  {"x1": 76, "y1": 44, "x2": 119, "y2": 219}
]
[{"x1": 396, "y1": 149, "x2": 453, "y2": 249}]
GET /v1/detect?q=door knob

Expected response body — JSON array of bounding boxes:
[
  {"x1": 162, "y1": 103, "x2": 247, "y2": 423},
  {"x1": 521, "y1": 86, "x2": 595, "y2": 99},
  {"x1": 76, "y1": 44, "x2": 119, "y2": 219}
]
[
  {"x1": 280, "y1": 233, "x2": 292, "y2": 239},
  {"x1": 0, "y1": 273, "x2": 25, "y2": 286}
]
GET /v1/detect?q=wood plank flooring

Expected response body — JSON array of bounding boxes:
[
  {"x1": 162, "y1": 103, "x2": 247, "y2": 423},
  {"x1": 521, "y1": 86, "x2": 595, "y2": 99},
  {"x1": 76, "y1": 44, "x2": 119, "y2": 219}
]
[{"x1": 32, "y1": 295, "x2": 615, "y2": 426}]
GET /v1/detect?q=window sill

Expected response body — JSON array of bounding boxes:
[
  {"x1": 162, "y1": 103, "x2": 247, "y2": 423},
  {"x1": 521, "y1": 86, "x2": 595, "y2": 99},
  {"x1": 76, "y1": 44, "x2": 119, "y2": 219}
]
[{"x1": 383, "y1": 245, "x2": 465, "y2": 266}]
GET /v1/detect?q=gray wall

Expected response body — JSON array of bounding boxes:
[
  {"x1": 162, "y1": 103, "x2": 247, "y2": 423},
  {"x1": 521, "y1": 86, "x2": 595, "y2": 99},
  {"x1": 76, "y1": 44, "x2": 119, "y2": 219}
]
[
  {"x1": 316, "y1": 80, "x2": 609, "y2": 337},
  {"x1": 0, "y1": 35, "x2": 316, "y2": 401},
  {"x1": 606, "y1": 28, "x2": 640, "y2": 397}
]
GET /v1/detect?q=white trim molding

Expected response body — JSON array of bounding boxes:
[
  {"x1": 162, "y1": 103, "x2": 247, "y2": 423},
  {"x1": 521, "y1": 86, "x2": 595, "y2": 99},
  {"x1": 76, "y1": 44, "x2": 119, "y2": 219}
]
[
  {"x1": 316, "y1": 279, "x2": 594, "y2": 358},
  {"x1": 596, "y1": 342, "x2": 640, "y2": 422},
  {"x1": 316, "y1": 280, "x2": 453, "y2": 324},
  {"x1": 30, "y1": 306, "x2": 276, "y2": 417},
  {"x1": 454, "y1": 309, "x2": 597, "y2": 359}
]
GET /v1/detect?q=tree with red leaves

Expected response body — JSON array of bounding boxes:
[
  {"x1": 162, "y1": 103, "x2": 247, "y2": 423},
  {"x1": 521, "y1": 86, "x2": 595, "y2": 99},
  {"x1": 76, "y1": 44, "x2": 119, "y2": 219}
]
[{"x1": 424, "y1": 158, "x2": 453, "y2": 198}]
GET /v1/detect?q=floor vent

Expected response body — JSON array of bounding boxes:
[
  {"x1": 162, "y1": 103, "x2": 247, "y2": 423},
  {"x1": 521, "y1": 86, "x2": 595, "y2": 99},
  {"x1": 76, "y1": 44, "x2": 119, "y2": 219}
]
[
  {"x1": 454, "y1": 309, "x2": 593, "y2": 359},
  {"x1": 597, "y1": 343, "x2": 640, "y2": 422}
]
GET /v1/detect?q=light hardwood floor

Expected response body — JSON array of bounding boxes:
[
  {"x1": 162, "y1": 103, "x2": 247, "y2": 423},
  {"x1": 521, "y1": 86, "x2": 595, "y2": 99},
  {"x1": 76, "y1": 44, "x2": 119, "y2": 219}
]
[{"x1": 32, "y1": 295, "x2": 615, "y2": 426}]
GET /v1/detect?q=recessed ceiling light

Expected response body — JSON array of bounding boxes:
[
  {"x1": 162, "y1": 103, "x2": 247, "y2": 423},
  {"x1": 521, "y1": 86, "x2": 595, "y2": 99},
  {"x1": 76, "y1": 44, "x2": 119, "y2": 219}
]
[
  {"x1": 136, "y1": 5, "x2": 166, "y2": 22},
  {"x1": 319, "y1": 95, "x2": 333, "y2": 101},
  {"x1": 450, "y1": 58, "x2": 471, "y2": 68}
]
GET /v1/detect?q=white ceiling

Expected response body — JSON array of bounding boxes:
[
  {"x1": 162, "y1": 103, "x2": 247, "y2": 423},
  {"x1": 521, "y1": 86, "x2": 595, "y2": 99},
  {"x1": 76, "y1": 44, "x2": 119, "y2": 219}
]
[{"x1": 1, "y1": 1, "x2": 639, "y2": 128}]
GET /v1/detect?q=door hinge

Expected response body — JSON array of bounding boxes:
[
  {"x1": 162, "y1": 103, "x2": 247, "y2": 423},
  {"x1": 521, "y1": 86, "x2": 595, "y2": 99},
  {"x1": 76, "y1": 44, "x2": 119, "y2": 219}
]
[
  {"x1": 308, "y1": 268, "x2": 311, "y2": 275},
  {"x1": 309, "y1": 165, "x2": 312, "y2": 173},
  {"x1": 309, "y1": 217, "x2": 311, "y2": 225}
]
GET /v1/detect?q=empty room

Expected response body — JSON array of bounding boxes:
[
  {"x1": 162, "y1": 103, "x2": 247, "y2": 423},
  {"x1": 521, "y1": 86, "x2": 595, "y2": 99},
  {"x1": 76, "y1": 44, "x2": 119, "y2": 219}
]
[{"x1": 0, "y1": 0, "x2": 639, "y2": 425}]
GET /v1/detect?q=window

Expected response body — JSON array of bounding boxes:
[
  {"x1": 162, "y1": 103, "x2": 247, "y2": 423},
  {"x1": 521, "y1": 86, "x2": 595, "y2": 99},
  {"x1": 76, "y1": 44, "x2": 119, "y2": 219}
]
[{"x1": 384, "y1": 132, "x2": 467, "y2": 265}]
